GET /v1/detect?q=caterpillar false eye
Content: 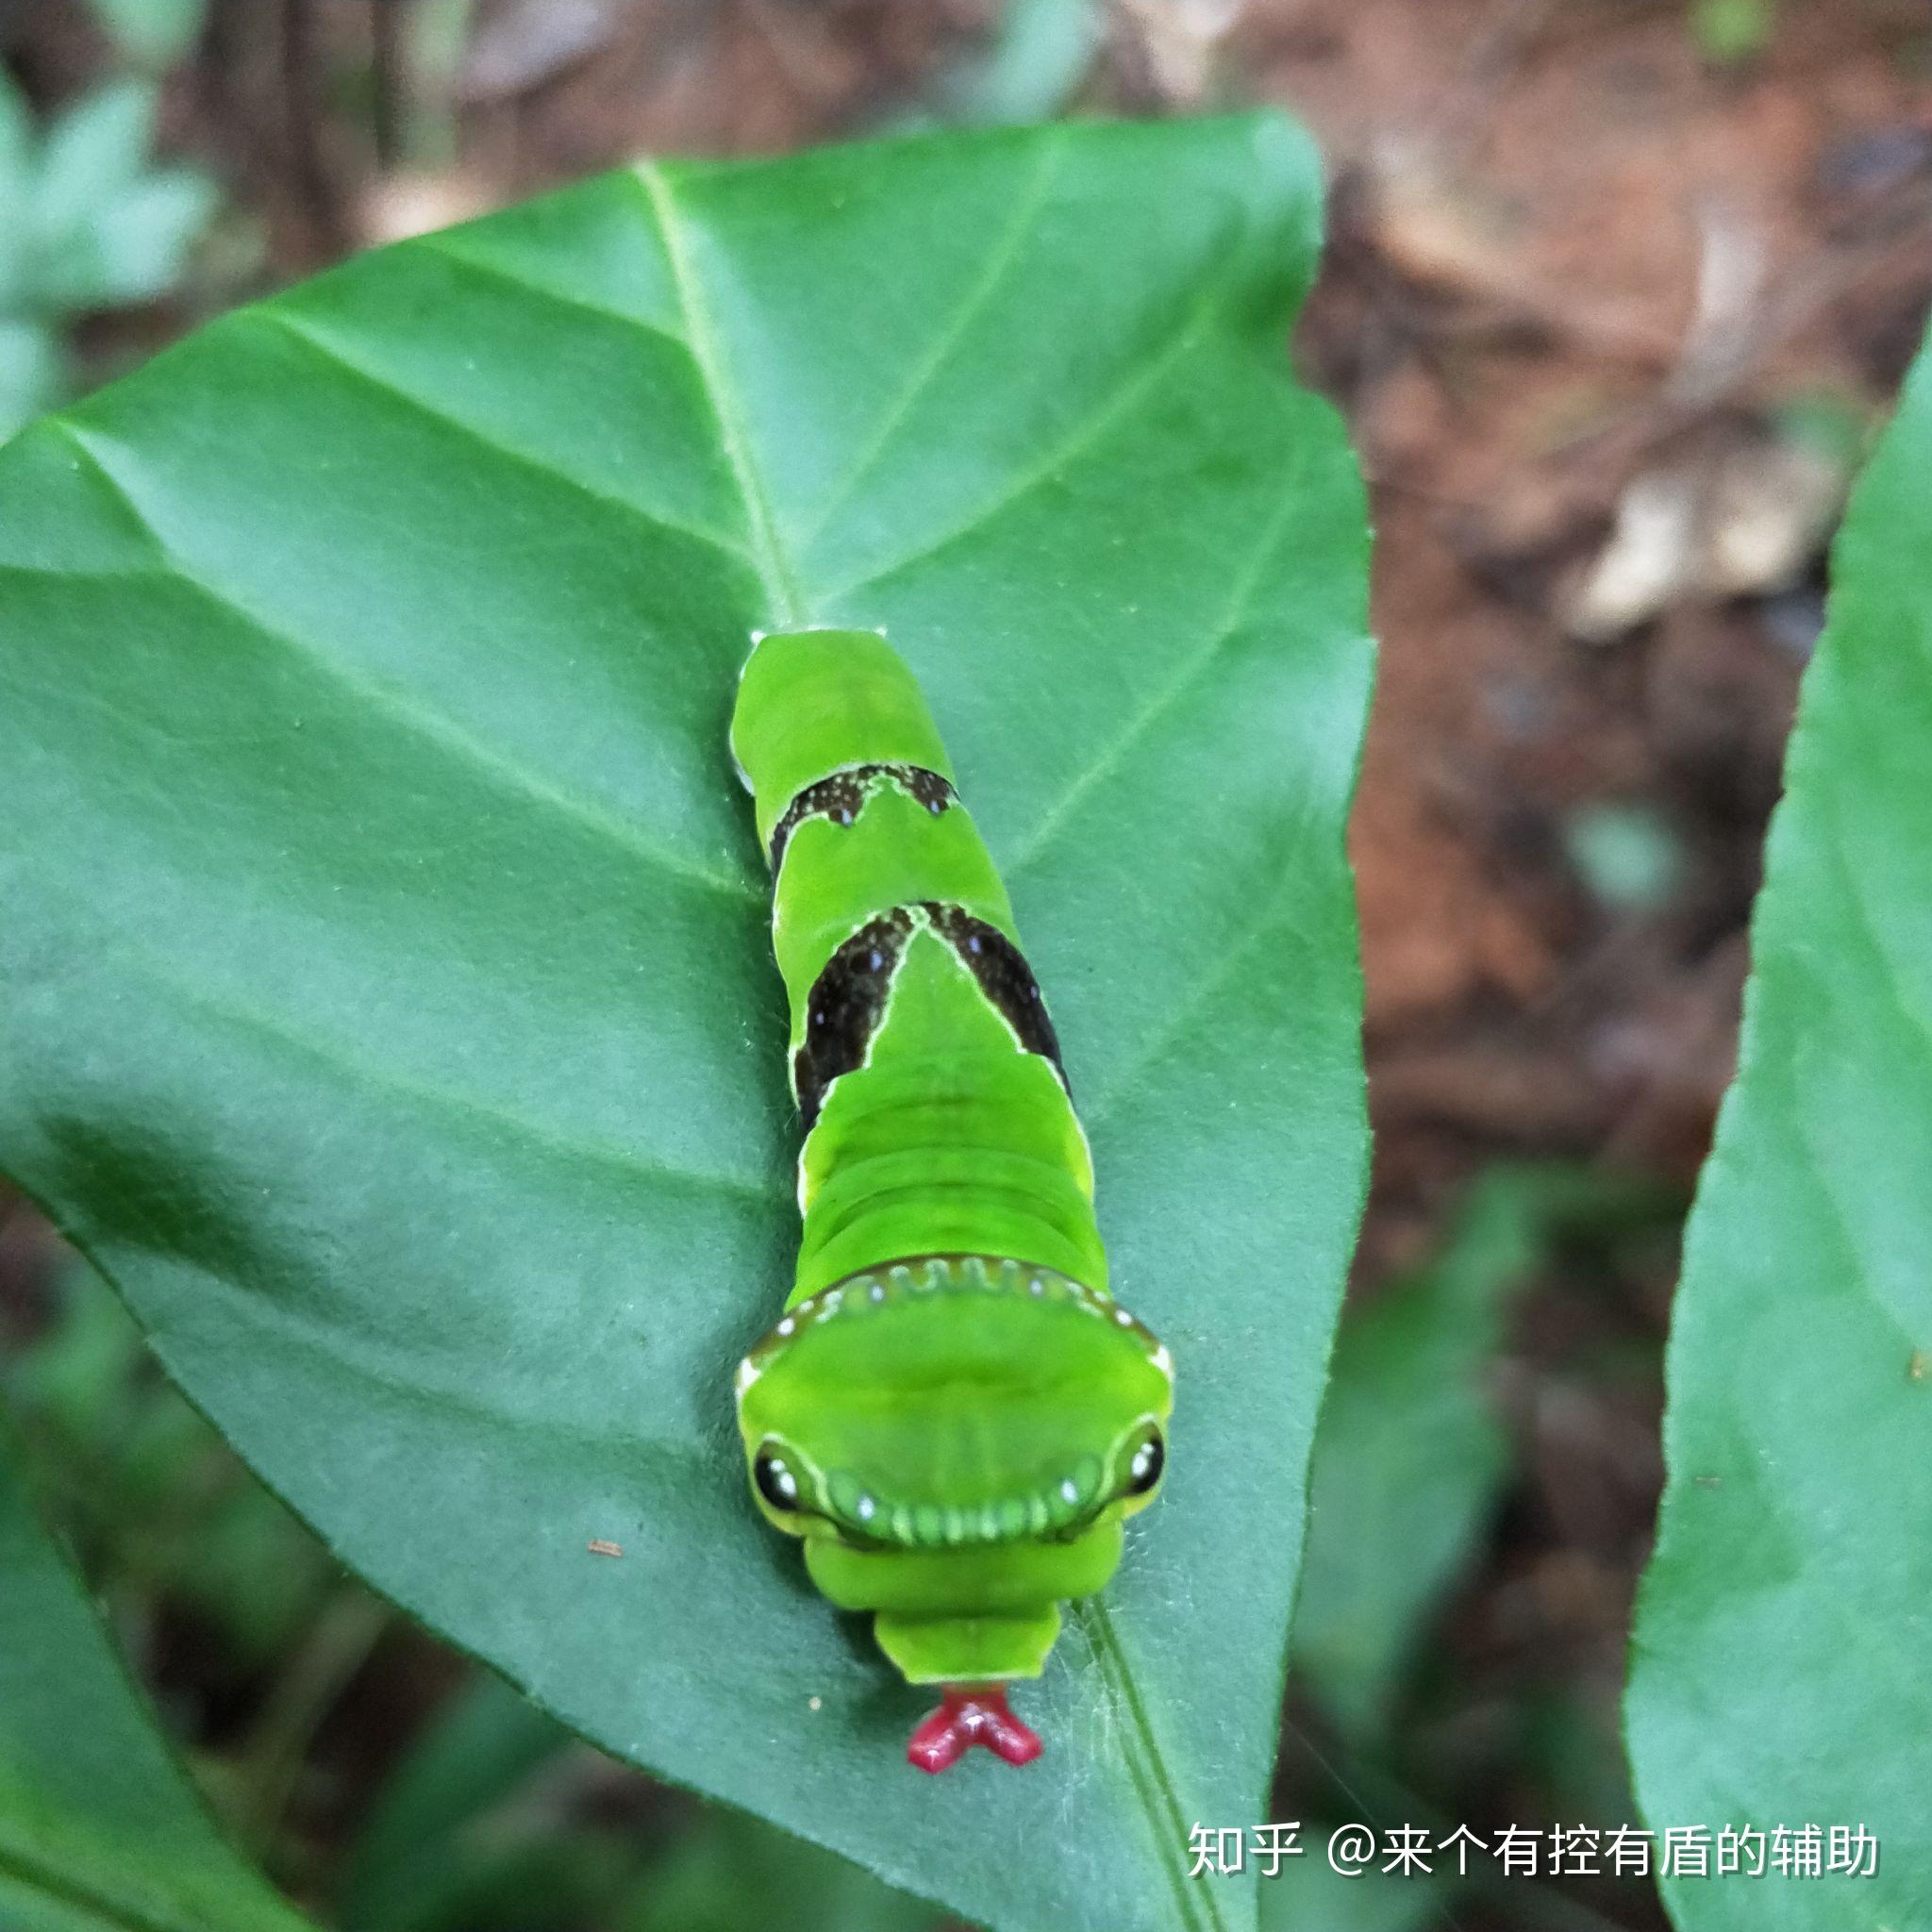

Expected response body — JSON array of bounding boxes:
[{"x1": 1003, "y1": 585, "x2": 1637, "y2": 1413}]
[
  {"x1": 728, "y1": 628, "x2": 1174, "y2": 1772},
  {"x1": 751, "y1": 1447, "x2": 801, "y2": 1513},
  {"x1": 1126, "y1": 1431, "x2": 1165, "y2": 1496}
]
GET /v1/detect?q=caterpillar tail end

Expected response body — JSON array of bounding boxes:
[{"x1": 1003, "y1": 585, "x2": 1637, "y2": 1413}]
[{"x1": 907, "y1": 1685, "x2": 1043, "y2": 1774}]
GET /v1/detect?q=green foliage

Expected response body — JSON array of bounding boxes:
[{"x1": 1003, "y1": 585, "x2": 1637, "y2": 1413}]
[
  {"x1": 0, "y1": 116, "x2": 1372, "y2": 1932},
  {"x1": 0, "y1": 317, "x2": 64, "y2": 443},
  {"x1": 340, "y1": 1674, "x2": 579, "y2": 1932},
  {"x1": 1564, "y1": 802, "x2": 1685, "y2": 914},
  {"x1": 925, "y1": 0, "x2": 1101, "y2": 127},
  {"x1": 9, "y1": 1274, "x2": 941, "y2": 1930},
  {"x1": 8, "y1": 1267, "x2": 337, "y2": 1664},
  {"x1": 1293, "y1": 1172, "x2": 1532, "y2": 1741},
  {"x1": 1688, "y1": 0, "x2": 1776, "y2": 64},
  {"x1": 621, "y1": 1807, "x2": 942, "y2": 1932},
  {"x1": 341, "y1": 1649, "x2": 943, "y2": 1932},
  {"x1": 1625, "y1": 325, "x2": 1932, "y2": 1924},
  {"x1": 1294, "y1": 1166, "x2": 1674, "y2": 1742},
  {"x1": 1258, "y1": 1856, "x2": 1447, "y2": 1932},
  {"x1": 0, "y1": 1406, "x2": 316, "y2": 1932},
  {"x1": 0, "y1": 71, "x2": 219, "y2": 438},
  {"x1": 89, "y1": 0, "x2": 211, "y2": 72}
]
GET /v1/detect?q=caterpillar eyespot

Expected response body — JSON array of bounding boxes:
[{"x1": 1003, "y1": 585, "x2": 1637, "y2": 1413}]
[
  {"x1": 752, "y1": 1447, "x2": 801, "y2": 1513},
  {"x1": 728, "y1": 629, "x2": 1174, "y2": 1773},
  {"x1": 1126, "y1": 1431, "x2": 1165, "y2": 1496}
]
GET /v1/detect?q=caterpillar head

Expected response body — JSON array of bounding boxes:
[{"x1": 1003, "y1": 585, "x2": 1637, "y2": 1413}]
[{"x1": 733, "y1": 1255, "x2": 1172, "y2": 1764}]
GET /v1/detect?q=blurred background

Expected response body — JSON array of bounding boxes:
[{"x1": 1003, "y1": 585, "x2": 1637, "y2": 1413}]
[{"x1": 2, "y1": 2, "x2": 1929, "y2": 1927}]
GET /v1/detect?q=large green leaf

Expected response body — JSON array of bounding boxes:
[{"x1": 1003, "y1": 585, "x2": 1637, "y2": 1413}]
[
  {"x1": 8, "y1": 1264, "x2": 341, "y2": 1666},
  {"x1": 1291, "y1": 1170, "x2": 1548, "y2": 1743},
  {"x1": 0, "y1": 116, "x2": 1372, "y2": 1932},
  {"x1": 622, "y1": 1804, "x2": 944, "y2": 1932},
  {"x1": 340, "y1": 1671, "x2": 943, "y2": 1931},
  {"x1": 340, "y1": 1674, "x2": 578, "y2": 1932},
  {"x1": 0, "y1": 1408, "x2": 316, "y2": 1932},
  {"x1": 1258, "y1": 1856, "x2": 1447, "y2": 1932},
  {"x1": 1625, "y1": 331, "x2": 1932, "y2": 1925},
  {"x1": 1295, "y1": 1165, "x2": 1673, "y2": 1745}
]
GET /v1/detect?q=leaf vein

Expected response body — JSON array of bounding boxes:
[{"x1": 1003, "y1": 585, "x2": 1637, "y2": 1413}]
[
  {"x1": 634, "y1": 162, "x2": 807, "y2": 628},
  {"x1": 105, "y1": 924, "x2": 783, "y2": 1207},
  {"x1": 1007, "y1": 451, "x2": 1313, "y2": 880},
  {"x1": 1076, "y1": 1599, "x2": 1225, "y2": 1932},
  {"x1": 39, "y1": 415, "x2": 174, "y2": 562},
  {"x1": 0, "y1": 527, "x2": 758, "y2": 908},
  {"x1": 0, "y1": 1841, "x2": 220, "y2": 1932},
  {"x1": 823, "y1": 282, "x2": 1227, "y2": 605},
  {"x1": 414, "y1": 233, "x2": 691, "y2": 345},
  {"x1": 1085, "y1": 863, "x2": 1316, "y2": 1130},
  {"x1": 798, "y1": 130, "x2": 1070, "y2": 552},
  {"x1": 239, "y1": 304, "x2": 759, "y2": 570}
]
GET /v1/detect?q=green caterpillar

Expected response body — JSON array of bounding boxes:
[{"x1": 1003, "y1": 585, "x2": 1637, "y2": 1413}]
[{"x1": 729, "y1": 627, "x2": 1173, "y2": 1773}]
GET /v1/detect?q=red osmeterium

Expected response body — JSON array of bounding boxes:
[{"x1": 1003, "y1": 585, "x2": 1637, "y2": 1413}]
[{"x1": 907, "y1": 1685, "x2": 1044, "y2": 1773}]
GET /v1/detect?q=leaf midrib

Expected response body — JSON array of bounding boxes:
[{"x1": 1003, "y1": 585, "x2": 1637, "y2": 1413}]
[
  {"x1": 0, "y1": 1840, "x2": 244, "y2": 1932},
  {"x1": 635, "y1": 162, "x2": 807, "y2": 631},
  {"x1": 618, "y1": 161, "x2": 1232, "y2": 1932},
  {"x1": 25, "y1": 421, "x2": 759, "y2": 907},
  {"x1": 793, "y1": 129, "x2": 1070, "y2": 552},
  {"x1": 1078, "y1": 1599, "x2": 1229, "y2": 1932}
]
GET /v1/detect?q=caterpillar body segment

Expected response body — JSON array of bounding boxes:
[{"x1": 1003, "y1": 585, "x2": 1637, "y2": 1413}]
[{"x1": 728, "y1": 627, "x2": 1172, "y2": 1771}]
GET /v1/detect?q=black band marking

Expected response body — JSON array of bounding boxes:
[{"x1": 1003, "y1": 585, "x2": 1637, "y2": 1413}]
[
  {"x1": 769, "y1": 763, "x2": 956, "y2": 871},
  {"x1": 791, "y1": 901, "x2": 1068, "y2": 1130},
  {"x1": 791, "y1": 908, "x2": 914, "y2": 1130},
  {"x1": 923, "y1": 901, "x2": 1069, "y2": 1091}
]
